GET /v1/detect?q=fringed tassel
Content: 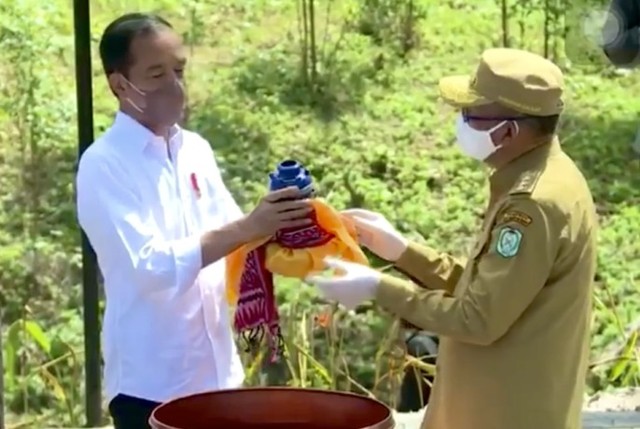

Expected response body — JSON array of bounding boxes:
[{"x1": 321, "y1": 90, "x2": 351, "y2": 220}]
[
  {"x1": 234, "y1": 211, "x2": 336, "y2": 361},
  {"x1": 241, "y1": 326, "x2": 265, "y2": 353}
]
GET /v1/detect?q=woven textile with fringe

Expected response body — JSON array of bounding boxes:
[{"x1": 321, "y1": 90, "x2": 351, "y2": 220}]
[{"x1": 226, "y1": 199, "x2": 368, "y2": 360}]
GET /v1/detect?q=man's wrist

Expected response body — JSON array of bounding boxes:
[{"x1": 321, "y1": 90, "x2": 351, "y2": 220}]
[
  {"x1": 199, "y1": 217, "x2": 258, "y2": 267},
  {"x1": 231, "y1": 215, "x2": 258, "y2": 243}
]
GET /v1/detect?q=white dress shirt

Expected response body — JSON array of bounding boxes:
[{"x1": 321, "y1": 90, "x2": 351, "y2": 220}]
[{"x1": 76, "y1": 112, "x2": 245, "y2": 404}]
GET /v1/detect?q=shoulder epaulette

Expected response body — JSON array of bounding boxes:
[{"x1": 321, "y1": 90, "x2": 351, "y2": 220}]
[{"x1": 509, "y1": 170, "x2": 543, "y2": 195}]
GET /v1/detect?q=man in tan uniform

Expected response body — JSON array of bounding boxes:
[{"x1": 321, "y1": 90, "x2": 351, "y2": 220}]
[{"x1": 307, "y1": 48, "x2": 597, "y2": 429}]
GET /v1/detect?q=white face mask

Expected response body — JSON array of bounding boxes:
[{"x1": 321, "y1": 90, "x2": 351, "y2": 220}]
[{"x1": 455, "y1": 114, "x2": 518, "y2": 161}]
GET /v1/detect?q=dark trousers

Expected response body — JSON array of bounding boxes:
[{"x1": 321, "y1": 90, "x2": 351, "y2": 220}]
[{"x1": 109, "y1": 394, "x2": 161, "y2": 429}]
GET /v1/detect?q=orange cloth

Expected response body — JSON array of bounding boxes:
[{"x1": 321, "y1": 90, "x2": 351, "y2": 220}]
[{"x1": 225, "y1": 199, "x2": 368, "y2": 305}]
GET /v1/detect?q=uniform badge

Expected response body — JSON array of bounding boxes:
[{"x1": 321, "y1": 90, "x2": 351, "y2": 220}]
[
  {"x1": 495, "y1": 226, "x2": 523, "y2": 258},
  {"x1": 500, "y1": 210, "x2": 532, "y2": 227}
]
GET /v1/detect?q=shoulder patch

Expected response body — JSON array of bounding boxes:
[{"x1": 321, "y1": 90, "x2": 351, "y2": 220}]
[
  {"x1": 499, "y1": 210, "x2": 532, "y2": 227},
  {"x1": 495, "y1": 226, "x2": 523, "y2": 258},
  {"x1": 509, "y1": 170, "x2": 542, "y2": 195}
]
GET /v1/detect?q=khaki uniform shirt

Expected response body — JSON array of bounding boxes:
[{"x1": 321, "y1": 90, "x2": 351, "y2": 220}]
[{"x1": 377, "y1": 139, "x2": 597, "y2": 429}]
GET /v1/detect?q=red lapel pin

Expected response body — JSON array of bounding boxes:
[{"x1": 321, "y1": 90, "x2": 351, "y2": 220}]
[{"x1": 190, "y1": 173, "x2": 201, "y2": 199}]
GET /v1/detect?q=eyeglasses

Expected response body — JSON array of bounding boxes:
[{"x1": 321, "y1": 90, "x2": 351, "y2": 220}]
[{"x1": 461, "y1": 110, "x2": 529, "y2": 123}]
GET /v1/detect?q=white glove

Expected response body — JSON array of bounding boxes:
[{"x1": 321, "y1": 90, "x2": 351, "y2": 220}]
[
  {"x1": 306, "y1": 257, "x2": 381, "y2": 311},
  {"x1": 341, "y1": 209, "x2": 408, "y2": 262}
]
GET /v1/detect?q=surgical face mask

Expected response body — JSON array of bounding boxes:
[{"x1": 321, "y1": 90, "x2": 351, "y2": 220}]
[
  {"x1": 455, "y1": 114, "x2": 518, "y2": 161},
  {"x1": 122, "y1": 76, "x2": 186, "y2": 127}
]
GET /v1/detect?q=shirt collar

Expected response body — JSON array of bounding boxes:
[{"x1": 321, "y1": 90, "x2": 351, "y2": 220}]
[{"x1": 111, "y1": 111, "x2": 182, "y2": 153}]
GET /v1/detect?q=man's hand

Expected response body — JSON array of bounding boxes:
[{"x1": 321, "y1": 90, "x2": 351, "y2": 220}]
[
  {"x1": 241, "y1": 186, "x2": 313, "y2": 241},
  {"x1": 341, "y1": 209, "x2": 409, "y2": 261},
  {"x1": 306, "y1": 257, "x2": 381, "y2": 310}
]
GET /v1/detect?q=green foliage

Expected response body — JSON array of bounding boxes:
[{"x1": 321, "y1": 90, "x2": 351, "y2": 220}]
[
  {"x1": 0, "y1": 1, "x2": 81, "y2": 323},
  {"x1": 351, "y1": 0, "x2": 426, "y2": 57},
  {"x1": 1, "y1": 0, "x2": 640, "y2": 427},
  {"x1": 2, "y1": 314, "x2": 84, "y2": 427}
]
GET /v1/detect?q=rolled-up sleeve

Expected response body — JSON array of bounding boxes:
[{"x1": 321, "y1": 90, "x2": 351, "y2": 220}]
[
  {"x1": 375, "y1": 197, "x2": 563, "y2": 346},
  {"x1": 76, "y1": 152, "x2": 202, "y2": 294}
]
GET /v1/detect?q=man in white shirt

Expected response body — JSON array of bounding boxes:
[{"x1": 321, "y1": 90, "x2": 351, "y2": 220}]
[{"x1": 76, "y1": 13, "x2": 312, "y2": 429}]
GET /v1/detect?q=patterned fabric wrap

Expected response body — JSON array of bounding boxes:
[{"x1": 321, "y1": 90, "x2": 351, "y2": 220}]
[{"x1": 226, "y1": 199, "x2": 368, "y2": 361}]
